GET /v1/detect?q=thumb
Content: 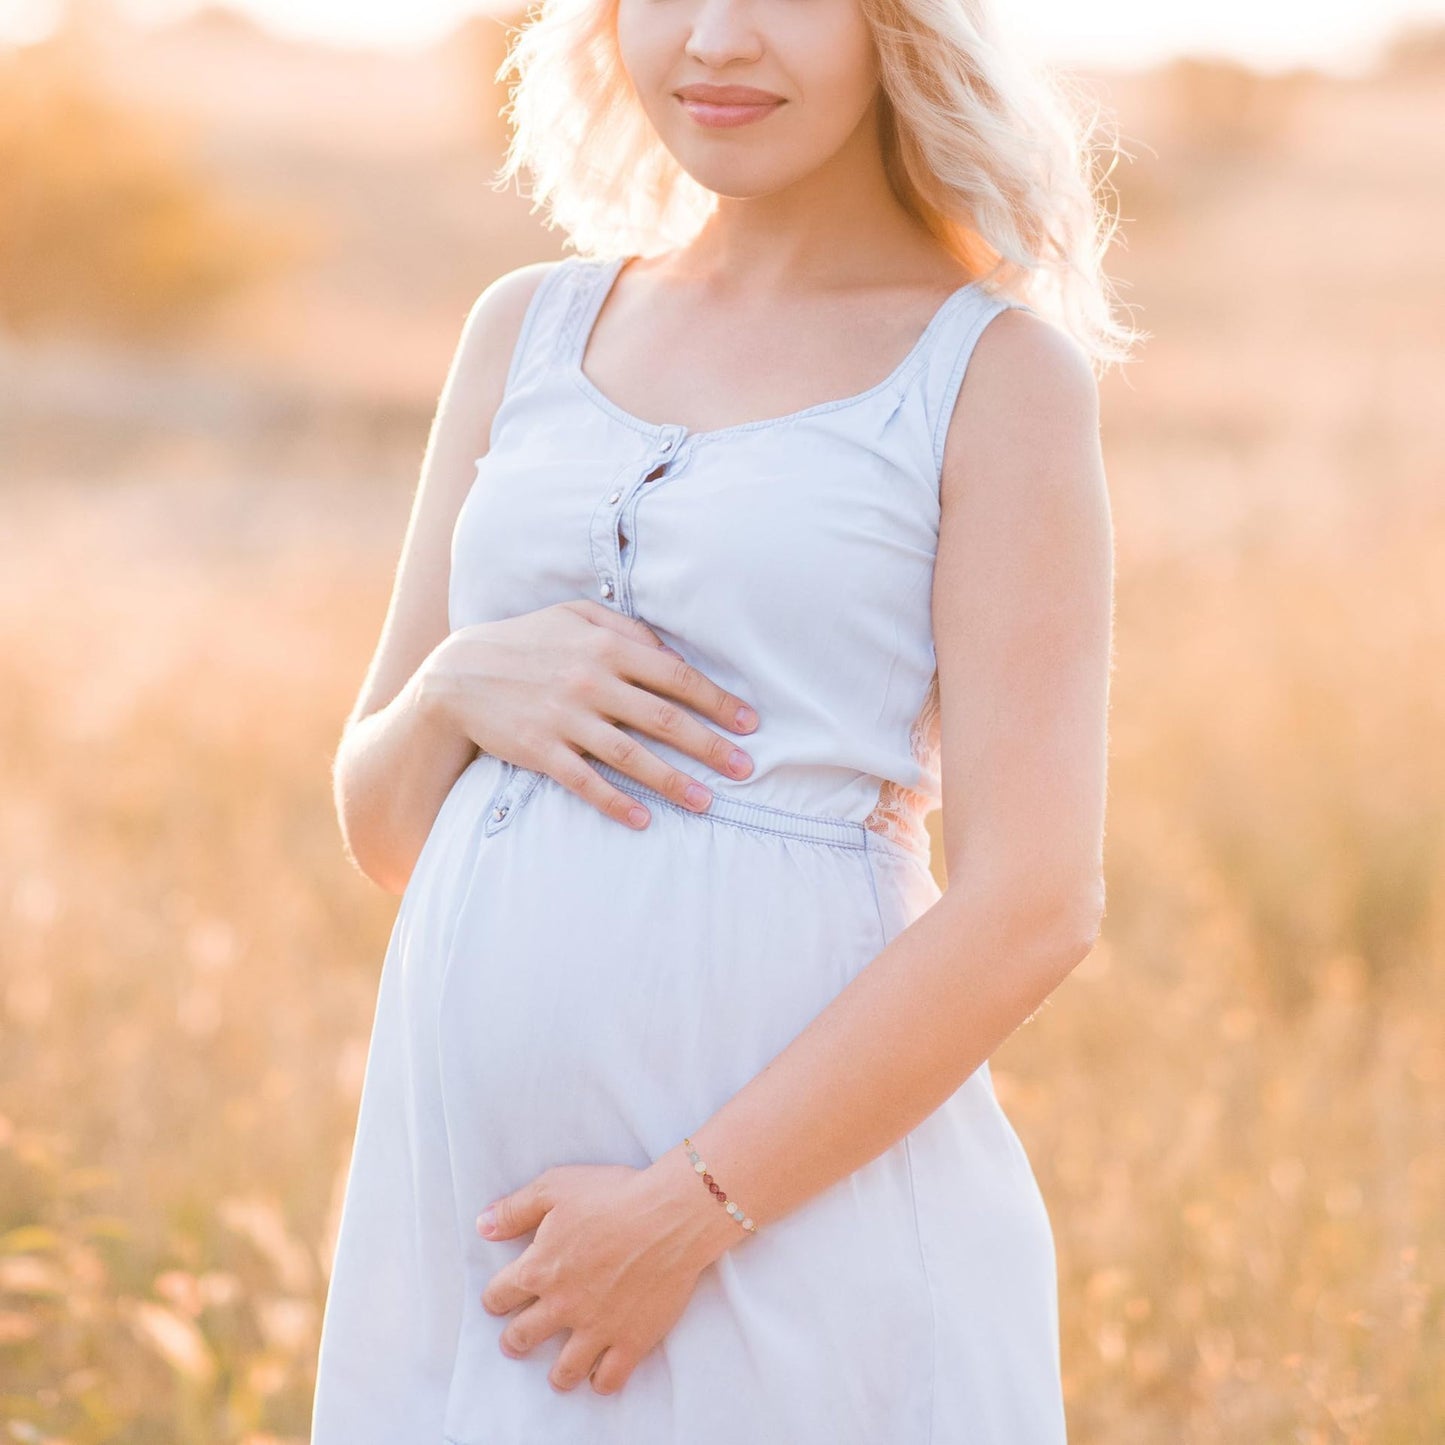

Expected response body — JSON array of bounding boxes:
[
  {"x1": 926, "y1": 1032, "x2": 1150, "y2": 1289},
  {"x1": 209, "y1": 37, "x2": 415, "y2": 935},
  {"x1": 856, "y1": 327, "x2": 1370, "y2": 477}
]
[{"x1": 477, "y1": 1175, "x2": 550, "y2": 1240}]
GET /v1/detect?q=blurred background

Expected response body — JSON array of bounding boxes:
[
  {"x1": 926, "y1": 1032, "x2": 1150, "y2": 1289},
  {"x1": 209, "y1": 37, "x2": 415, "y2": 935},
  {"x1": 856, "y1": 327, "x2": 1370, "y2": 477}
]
[{"x1": 1, "y1": 0, "x2": 1442, "y2": 1440}]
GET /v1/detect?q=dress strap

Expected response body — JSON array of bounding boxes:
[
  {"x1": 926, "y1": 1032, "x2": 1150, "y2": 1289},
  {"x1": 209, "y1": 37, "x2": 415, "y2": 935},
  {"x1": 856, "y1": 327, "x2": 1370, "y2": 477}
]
[
  {"x1": 552, "y1": 254, "x2": 617, "y2": 370},
  {"x1": 919, "y1": 285, "x2": 1034, "y2": 477},
  {"x1": 497, "y1": 255, "x2": 589, "y2": 399}
]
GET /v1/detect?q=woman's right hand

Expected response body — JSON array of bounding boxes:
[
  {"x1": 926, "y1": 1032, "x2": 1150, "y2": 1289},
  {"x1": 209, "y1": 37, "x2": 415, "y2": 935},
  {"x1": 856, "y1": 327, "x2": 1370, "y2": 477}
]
[{"x1": 417, "y1": 600, "x2": 759, "y2": 830}]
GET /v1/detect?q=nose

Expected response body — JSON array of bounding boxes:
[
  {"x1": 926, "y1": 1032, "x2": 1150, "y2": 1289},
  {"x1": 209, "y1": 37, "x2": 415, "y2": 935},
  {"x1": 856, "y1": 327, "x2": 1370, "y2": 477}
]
[{"x1": 683, "y1": 0, "x2": 765, "y2": 67}]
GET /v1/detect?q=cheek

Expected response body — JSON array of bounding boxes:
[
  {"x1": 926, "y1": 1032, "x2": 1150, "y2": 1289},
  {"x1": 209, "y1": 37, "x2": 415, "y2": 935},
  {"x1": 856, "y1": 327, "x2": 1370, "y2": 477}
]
[
  {"x1": 773, "y1": 9, "x2": 880, "y2": 130},
  {"x1": 616, "y1": 3, "x2": 682, "y2": 103}
]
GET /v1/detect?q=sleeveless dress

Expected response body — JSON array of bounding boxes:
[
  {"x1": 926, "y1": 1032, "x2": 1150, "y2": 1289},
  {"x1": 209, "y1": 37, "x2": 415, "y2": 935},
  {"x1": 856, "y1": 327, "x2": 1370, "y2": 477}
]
[{"x1": 309, "y1": 254, "x2": 1068, "y2": 1445}]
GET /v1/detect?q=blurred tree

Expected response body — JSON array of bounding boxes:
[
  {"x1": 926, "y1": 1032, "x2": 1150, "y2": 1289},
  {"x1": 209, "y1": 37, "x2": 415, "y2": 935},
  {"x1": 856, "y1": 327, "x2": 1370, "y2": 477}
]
[
  {"x1": 0, "y1": 8, "x2": 295, "y2": 345},
  {"x1": 1382, "y1": 20, "x2": 1445, "y2": 78},
  {"x1": 1102, "y1": 57, "x2": 1316, "y2": 231},
  {"x1": 1160, "y1": 55, "x2": 1311, "y2": 158}
]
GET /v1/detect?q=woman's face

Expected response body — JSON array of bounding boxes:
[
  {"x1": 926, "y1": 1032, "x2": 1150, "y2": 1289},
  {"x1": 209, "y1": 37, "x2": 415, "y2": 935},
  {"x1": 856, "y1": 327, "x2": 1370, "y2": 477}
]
[{"x1": 616, "y1": 0, "x2": 882, "y2": 198}]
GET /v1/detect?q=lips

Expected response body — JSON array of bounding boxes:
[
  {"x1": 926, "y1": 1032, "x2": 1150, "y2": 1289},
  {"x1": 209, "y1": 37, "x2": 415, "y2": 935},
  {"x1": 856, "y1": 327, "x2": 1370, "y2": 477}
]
[
  {"x1": 675, "y1": 84, "x2": 785, "y2": 105},
  {"x1": 674, "y1": 84, "x2": 786, "y2": 129}
]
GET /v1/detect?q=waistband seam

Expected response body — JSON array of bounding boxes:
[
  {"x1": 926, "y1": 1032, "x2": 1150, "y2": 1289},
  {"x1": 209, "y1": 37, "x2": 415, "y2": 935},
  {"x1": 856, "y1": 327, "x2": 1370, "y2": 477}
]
[{"x1": 581, "y1": 757, "x2": 928, "y2": 864}]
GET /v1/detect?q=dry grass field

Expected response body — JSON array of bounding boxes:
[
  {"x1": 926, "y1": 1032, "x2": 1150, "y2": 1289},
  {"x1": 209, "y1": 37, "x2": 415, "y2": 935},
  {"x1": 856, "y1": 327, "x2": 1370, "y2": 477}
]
[{"x1": 1, "y1": 11, "x2": 1441, "y2": 1443}]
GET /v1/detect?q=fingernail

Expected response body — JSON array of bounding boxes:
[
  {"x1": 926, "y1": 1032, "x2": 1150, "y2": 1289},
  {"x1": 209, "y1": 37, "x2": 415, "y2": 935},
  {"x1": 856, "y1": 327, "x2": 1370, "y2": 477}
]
[
  {"x1": 729, "y1": 749, "x2": 751, "y2": 776},
  {"x1": 477, "y1": 1206, "x2": 497, "y2": 1236},
  {"x1": 734, "y1": 706, "x2": 757, "y2": 730},
  {"x1": 628, "y1": 805, "x2": 649, "y2": 828},
  {"x1": 684, "y1": 783, "x2": 711, "y2": 809}
]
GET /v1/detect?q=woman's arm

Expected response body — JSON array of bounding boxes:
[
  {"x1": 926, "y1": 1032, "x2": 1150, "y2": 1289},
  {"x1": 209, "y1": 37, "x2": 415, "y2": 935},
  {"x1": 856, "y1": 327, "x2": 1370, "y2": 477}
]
[
  {"x1": 649, "y1": 305, "x2": 1113, "y2": 1252},
  {"x1": 332, "y1": 264, "x2": 555, "y2": 895}
]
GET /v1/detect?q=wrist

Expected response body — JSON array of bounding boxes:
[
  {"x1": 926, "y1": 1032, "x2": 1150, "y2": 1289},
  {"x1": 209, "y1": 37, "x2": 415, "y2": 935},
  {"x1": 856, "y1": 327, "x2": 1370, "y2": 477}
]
[
  {"x1": 411, "y1": 636, "x2": 463, "y2": 738},
  {"x1": 644, "y1": 1142, "x2": 751, "y2": 1272}
]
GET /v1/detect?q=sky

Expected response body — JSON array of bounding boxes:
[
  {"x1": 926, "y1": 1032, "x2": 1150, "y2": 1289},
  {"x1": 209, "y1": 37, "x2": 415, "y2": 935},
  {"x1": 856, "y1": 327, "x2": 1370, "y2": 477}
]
[{"x1": 6, "y1": 0, "x2": 1445, "y2": 75}]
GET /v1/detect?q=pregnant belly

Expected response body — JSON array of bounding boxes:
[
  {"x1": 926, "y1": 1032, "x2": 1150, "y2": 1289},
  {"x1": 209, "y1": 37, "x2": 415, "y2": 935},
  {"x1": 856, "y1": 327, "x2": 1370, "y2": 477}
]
[
  {"x1": 422, "y1": 767, "x2": 896, "y2": 1186},
  {"x1": 419, "y1": 773, "x2": 939, "y2": 1442}
]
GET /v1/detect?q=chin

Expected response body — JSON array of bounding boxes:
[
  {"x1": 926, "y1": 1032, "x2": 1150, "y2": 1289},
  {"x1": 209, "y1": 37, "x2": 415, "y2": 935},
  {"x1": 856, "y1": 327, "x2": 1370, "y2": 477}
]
[{"x1": 669, "y1": 151, "x2": 816, "y2": 202}]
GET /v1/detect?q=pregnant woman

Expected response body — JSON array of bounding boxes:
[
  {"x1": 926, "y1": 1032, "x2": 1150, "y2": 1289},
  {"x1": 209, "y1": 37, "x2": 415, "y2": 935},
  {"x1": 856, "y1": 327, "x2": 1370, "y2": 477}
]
[{"x1": 310, "y1": 0, "x2": 1131, "y2": 1440}]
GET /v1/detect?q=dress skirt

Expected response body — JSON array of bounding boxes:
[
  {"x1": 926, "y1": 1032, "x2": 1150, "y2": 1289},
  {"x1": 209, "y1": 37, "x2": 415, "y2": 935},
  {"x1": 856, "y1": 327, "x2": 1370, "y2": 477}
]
[{"x1": 310, "y1": 752, "x2": 1067, "y2": 1444}]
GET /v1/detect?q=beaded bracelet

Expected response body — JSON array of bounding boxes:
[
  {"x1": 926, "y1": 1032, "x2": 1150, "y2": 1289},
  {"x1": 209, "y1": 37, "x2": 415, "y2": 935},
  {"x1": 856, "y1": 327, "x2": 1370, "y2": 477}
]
[{"x1": 683, "y1": 1136, "x2": 757, "y2": 1233}]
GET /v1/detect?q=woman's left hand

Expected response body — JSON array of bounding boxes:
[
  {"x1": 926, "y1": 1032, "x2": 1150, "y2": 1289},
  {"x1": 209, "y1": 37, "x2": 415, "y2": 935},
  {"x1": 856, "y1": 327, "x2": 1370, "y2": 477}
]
[{"x1": 476, "y1": 1152, "x2": 739, "y2": 1396}]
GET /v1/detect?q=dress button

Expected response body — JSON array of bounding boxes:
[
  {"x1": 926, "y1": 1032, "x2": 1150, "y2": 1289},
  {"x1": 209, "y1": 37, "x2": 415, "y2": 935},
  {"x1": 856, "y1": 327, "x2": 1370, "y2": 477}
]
[
  {"x1": 608, "y1": 490, "x2": 621, "y2": 504},
  {"x1": 600, "y1": 579, "x2": 614, "y2": 599},
  {"x1": 492, "y1": 805, "x2": 508, "y2": 820},
  {"x1": 659, "y1": 435, "x2": 675, "y2": 453}
]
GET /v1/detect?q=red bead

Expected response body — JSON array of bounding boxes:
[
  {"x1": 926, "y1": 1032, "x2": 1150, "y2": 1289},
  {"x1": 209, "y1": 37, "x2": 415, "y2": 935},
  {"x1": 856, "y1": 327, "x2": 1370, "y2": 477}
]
[
  {"x1": 702, "y1": 1173, "x2": 713, "y2": 1187},
  {"x1": 716, "y1": 1191, "x2": 727, "y2": 1203}
]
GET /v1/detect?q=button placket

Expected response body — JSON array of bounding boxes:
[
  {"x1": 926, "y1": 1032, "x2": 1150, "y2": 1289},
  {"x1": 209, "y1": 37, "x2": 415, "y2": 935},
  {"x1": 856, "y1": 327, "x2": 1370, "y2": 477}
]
[{"x1": 588, "y1": 429, "x2": 685, "y2": 614}]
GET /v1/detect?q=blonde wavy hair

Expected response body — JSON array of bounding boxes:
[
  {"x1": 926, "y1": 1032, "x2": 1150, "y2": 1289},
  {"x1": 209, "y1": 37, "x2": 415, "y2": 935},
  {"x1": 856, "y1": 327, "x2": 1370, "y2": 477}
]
[{"x1": 492, "y1": 0, "x2": 1144, "y2": 371}]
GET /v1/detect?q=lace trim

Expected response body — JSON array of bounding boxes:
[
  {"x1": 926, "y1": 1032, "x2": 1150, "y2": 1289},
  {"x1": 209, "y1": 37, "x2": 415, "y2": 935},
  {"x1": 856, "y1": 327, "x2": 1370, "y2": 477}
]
[
  {"x1": 862, "y1": 669, "x2": 940, "y2": 861},
  {"x1": 556, "y1": 256, "x2": 597, "y2": 367}
]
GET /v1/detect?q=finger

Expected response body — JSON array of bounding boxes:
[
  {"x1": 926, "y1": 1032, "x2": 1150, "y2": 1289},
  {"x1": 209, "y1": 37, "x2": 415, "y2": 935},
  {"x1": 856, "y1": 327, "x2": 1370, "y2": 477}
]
[
  {"x1": 528, "y1": 742, "x2": 654, "y2": 830},
  {"x1": 566, "y1": 599, "x2": 757, "y2": 736},
  {"x1": 587, "y1": 678, "x2": 756, "y2": 791},
  {"x1": 567, "y1": 714, "x2": 716, "y2": 814},
  {"x1": 589, "y1": 1343, "x2": 638, "y2": 1396},
  {"x1": 564, "y1": 598, "x2": 674, "y2": 654},
  {"x1": 477, "y1": 1175, "x2": 549, "y2": 1241},
  {"x1": 550, "y1": 1329, "x2": 608, "y2": 1394},
  {"x1": 498, "y1": 1296, "x2": 563, "y2": 1359},
  {"x1": 480, "y1": 1267, "x2": 536, "y2": 1317},
  {"x1": 620, "y1": 639, "x2": 759, "y2": 737},
  {"x1": 481, "y1": 1239, "x2": 549, "y2": 1315}
]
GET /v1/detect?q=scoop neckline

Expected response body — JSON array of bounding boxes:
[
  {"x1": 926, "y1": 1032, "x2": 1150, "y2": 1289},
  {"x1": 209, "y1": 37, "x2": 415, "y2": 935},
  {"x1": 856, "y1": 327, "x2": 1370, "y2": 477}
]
[{"x1": 568, "y1": 253, "x2": 987, "y2": 446}]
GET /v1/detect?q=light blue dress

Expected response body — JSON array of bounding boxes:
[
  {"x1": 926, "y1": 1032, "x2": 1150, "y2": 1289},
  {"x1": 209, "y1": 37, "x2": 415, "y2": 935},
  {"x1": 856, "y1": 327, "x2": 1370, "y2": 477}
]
[{"x1": 310, "y1": 254, "x2": 1068, "y2": 1444}]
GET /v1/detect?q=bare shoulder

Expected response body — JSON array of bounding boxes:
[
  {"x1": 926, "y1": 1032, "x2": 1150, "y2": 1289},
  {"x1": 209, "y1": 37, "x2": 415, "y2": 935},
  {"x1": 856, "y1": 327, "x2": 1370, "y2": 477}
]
[
  {"x1": 940, "y1": 304, "x2": 1103, "y2": 519},
  {"x1": 453, "y1": 259, "x2": 565, "y2": 402},
  {"x1": 466, "y1": 259, "x2": 561, "y2": 339},
  {"x1": 961, "y1": 304, "x2": 1099, "y2": 426},
  {"x1": 424, "y1": 259, "x2": 565, "y2": 475},
  {"x1": 339, "y1": 259, "x2": 568, "y2": 729}
]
